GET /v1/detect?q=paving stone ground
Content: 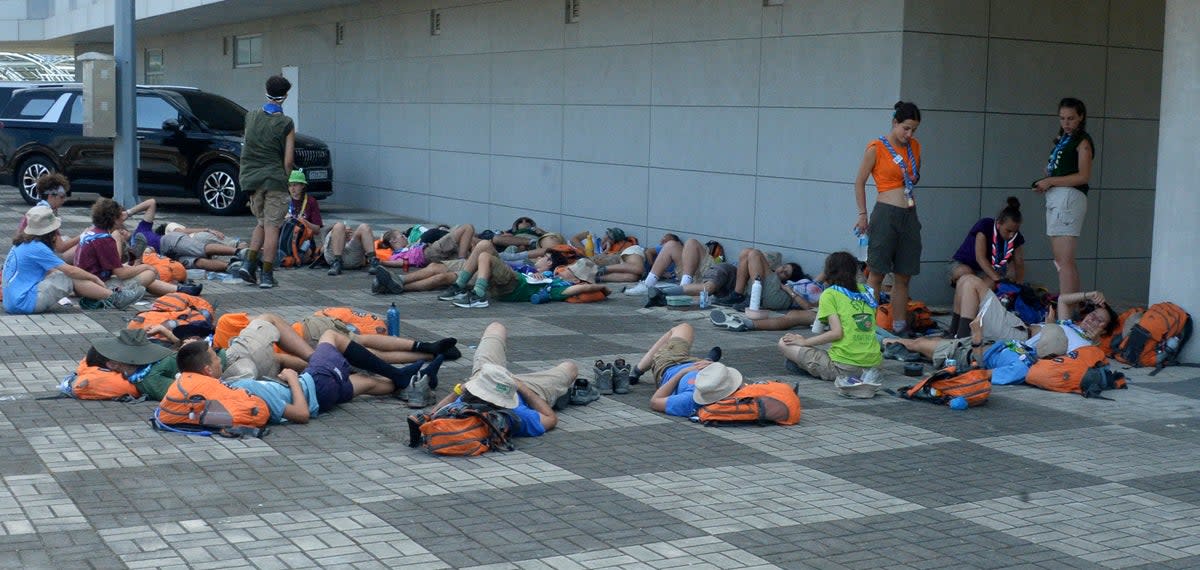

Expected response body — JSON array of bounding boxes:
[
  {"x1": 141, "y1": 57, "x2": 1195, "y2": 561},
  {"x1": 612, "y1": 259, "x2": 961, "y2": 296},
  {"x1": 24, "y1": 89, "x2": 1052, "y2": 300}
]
[{"x1": 1, "y1": 192, "x2": 1198, "y2": 569}]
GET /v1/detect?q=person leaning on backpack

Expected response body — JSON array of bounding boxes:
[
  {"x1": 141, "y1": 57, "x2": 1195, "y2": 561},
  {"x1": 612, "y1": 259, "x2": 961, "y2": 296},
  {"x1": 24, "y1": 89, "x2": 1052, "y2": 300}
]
[
  {"x1": 631, "y1": 322, "x2": 745, "y2": 418},
  {"x1": 238, "y1": 75, "x2": 296, "y2": 289}
]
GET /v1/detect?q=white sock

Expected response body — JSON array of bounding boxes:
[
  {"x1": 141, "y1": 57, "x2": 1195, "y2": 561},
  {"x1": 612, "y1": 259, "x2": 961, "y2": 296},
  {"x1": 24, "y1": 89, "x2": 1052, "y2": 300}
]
[
  {"x1": 644, "y1": 273, "x2": 659, "y2": 288},
  {"x1": 680, "y1": 274, "x2": 694, "y2": 286}
]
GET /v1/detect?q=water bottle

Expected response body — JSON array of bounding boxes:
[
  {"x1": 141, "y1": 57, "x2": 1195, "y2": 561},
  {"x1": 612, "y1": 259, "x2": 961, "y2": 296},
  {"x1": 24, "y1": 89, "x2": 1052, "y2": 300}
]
[
  {"x1": 699, "y1": 289, "x2": 710, "y2": 309},
  {"x1": 944, "y1": 358, "x2": 957, "y2": 371},
  {"x1": 583, "y1": 233, "x2": 596, "y2": 257},
  {"x1": 531, "y1": 286, "x2": 552, "y2": 304},
  {"x1": 386, "y1": 303, "x2": 400, "y2": 336},
  {"x1": 749, "y1": 279, "x2": 763, "y2": 311},
  {"x1": 949, "y1": 396, "x2": 969, "y2": 410},
  {"x1": 812, "y1": 319, "x2": 826, "y2": 334},
  {"x1": 855, "y1": 229, "x2": 869, "y2": 262}
]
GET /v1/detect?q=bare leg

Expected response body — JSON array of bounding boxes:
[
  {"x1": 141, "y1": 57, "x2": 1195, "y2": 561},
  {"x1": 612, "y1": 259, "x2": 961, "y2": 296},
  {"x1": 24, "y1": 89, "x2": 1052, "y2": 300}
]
[
  {"x1": 891, "y1": 273, "x2": 912, "y2": 328},
  {"x1": 469, "y1": 239, "x2": 498, "y2": 257},
  {"x1": 349, "y1": 373, "x2": 396, "y2": 396},
  {"x1": 948, "y1": 264, "x2": 973, "y2": 287},
  {"x1": 327, "y1": 222, "x2": 348, "y2": 256},
  {"x1": 635, "y1": 324, "x2": 694, "y2": 376},
  {"x1": 954, "y1": 274, "x2": 988, "y2": 319},
  {"x1": 649, "y1": 240, "x2": 683, "y2": 276},
  {"x1": 866, "y1": 270, "x2": 884, "y2": 304},
  {"x1": 356, "y1": 334, "x2": 427, "y2": 364},
  {"x1": 252, "y1": 312, "x2": 316, "y2": 360},
  {"x1": 276, "y1": 353, "x2": 307, "y2": 371},
  {"x1": 881, "y1": 336, "x2": 941, "y2": 359},
  {"x1": 193, "y1": 258, "x2": 228, "y2": 272},
  {"x1": 73, "y1": 279, "x2": 113, "y2": 300},
  {"x1": 353, "y1": 224, "x2": 374, "y2": 256},
  {"x1": 491, "y1": 234, "x2": 530, "y2": 249},
  {"x1": 744, "y1": 249, "x2": 769, "y2": 281},
  {"x1": 452, "y1": 224, "x2": 477, "y2": 258},
  {"x1": 598, "y1": 257, "x2": 644, "y2": 282},
  {"x1": 202, "y1": 244, "x2": 237, "y2": 257},
  {"x1": 732, "y1": 249, "x2": 752, "y2": 294},
  {"x1": 262, "y1": 223, "x2": 280, "y2": 267},
  {"x1": 744, "y1": 310, "x2": 816, "y2": 331},
  {"x1": 680, "y1": 239, "x2": 705, "y2": 279},
  {"x1": 249, "y1": 224, "x2": 265, "y2": 260},
  {"x1": 1051, "y1": 235, "x2": 1080, "y2": 303}
]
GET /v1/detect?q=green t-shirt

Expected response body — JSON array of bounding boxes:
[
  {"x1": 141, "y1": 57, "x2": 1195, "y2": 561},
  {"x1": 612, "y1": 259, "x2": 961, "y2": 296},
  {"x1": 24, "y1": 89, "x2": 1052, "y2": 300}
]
[
  {"x1": 139, "y1": 349, "x2": 227, "y2": 401},
  {"x1": 239, "y1": 108, "x2": 294, "y2": 193},
  {"x1": 498, "y1": 275, "x2": 570, "y2": 303},
  {"x1": 815, "y1": 286, "x2": 882, "y2": 368}
]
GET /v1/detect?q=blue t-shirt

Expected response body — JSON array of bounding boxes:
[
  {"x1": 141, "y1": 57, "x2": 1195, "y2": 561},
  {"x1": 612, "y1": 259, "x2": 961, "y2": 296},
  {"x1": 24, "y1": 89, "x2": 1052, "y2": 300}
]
[
  {"x1": 229, "y1": 376, "x2": 319, "y2": 424},
  {"x1": 447, "y1": 395, "x2": 545, "y2": 437},
  {"x1": 2, "y1": 241, "x2": 65, "y2": 314},
  {"x1": 982, "y1": 341, "x2": 1036, "y2": 385},
  {"x1": 661, "y1": 362, "x2": 702, "y2": 418}
]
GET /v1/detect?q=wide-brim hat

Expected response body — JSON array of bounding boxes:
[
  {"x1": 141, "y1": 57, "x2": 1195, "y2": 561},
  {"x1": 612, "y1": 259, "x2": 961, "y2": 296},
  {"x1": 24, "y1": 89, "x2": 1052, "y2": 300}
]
[
  {"x1": 1036, "y1": 323, "x2": 1068, "y2": 358},
  {"x1": 23, "y1": 206, "x2": 60, "y2": 236},
  {"x1": 288, "y1": 169, "x2": 308, "y2": 185},
  {"x1": 693, "y1": 362, "x2": 743, "y2": 404},
  {"x1": 91, "y1": 328, "x2": 173, "y2": 366},
  {"x1": 464, "y1": 363, "x2": 520, "y2": 409},
  {"x1": 537, "y1": 232, "x2": 565, "y2": 246},
  {"x1": 567, "y1": 258, "x2": 598, "y2": 283}
]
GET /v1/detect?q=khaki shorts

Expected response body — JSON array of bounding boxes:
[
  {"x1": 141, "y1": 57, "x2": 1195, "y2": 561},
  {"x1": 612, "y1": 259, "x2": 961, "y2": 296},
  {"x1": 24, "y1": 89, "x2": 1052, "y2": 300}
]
[
  {"x1": 299, "y1": 316, "x2": 356, "y2": 347},
  {"x1": 33, "y1": 271, "x2": 73, "y2": 313},
  {"x1": 323, "y1": 231, "x2": 367, "y2": 268},
  {"x1": 249, "y1": 188, "x2": 289, "y2": 227},
  {"x1": 423, "y1": 228, "x2": 461, "y2": 263},
  {"x1": 485, "y1": 256, "x2": 521, "y2": 298},
  {"x1": 760, "y1": 273, "x2": 793, "y2": 311},
  {"x1": 787, "y1": 345, "x2": 868, "y2": 382},
  {"x1": 932, "y1": 337, "x2": 975, "y2": 369},
  {"x1": 1045, "y1": 186, "x2": 1087, "y2": 237},
  {"x1": 979, "y1": 289, "x2": 1030, "y2": 342},
  {"x1": 867, "y1": 202, "x2": 922, "y2": 276},
  {"x1": 223, "y1": 319, "x2": 282, "y2": 381},
  {"x1": 650, "y1": 337, "x2": 698, "y2": 385},
  {"x1": 470, "y1": 327, "x2": 573, "y2": 406}
]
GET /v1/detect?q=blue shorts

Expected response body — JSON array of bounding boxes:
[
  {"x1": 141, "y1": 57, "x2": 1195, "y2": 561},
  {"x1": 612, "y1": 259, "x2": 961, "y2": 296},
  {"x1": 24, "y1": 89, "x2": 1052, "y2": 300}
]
[{"x1": 307, "y1": 343, "x2": 353, "y2": 413}]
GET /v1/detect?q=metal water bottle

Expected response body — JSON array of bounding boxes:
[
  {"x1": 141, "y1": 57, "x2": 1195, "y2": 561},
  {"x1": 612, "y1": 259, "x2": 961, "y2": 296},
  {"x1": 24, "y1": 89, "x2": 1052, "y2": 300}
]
[{"x1": 386, "y1": 302, "x2": 400, "y2": 336}]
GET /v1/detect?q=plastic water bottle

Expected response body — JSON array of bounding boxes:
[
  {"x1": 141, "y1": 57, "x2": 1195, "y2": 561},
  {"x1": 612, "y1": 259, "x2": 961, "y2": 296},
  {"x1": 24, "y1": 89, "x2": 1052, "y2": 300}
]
[
  {"x1": 949, "y1": 396, "x2": 969, "y2": 410},
  {"x1": 812, "y1": 319, "x2": 826, "y2": 334},
  {"x1": 583, "y1": 233, "x2": 596, "y2": 257},
  {"x1": 944, "y1": 358, "x2": 957, "y2": 371},
  {"x1": 855, "y1": 229, "x2": 869, "y2": 262},
  {"x1": 386, "y1": 303, "x2": 400, "y2": 336},
  {"x1": 531, "y1": 286, "x2": 552, "y2": 304},
  {"x1": 699, "y1": 289, "x2": 710, "y2": 309}
]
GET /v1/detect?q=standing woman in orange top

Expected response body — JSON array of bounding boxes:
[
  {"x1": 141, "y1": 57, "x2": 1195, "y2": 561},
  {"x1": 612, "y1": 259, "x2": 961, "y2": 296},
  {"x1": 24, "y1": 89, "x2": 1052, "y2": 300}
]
[
  {"x1": 1032, "y1": 97, "x2": 1093, "y2": 300},
  {"x1": 853, "y1": 101, "x2": 922, "y2": 335}
]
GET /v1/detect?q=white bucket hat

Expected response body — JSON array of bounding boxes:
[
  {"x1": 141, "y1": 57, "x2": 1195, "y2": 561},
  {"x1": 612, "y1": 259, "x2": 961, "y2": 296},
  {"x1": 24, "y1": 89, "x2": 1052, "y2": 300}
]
[
  {"x1": 463, "y1": 363, "x2": 520, "y2": 409},
  {"x1": 23, "y1": 206, "x2": 61, "y2": 236},
  {"x1": 693, "y1": 362, "x2": 743, "y2": 404}
]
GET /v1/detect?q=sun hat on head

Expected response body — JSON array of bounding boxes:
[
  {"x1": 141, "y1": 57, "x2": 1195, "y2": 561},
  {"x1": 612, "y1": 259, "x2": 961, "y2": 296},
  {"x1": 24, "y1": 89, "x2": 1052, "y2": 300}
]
[
  {"x1": 1035, "y1": 323, "x2": 1068, "y2": 358},
  {"x1": 463, "y1": 363, "x2": 520, "y2": 409},
  {"x1": 288, "y1": 170, "x2": 308, "y2": 185},
  {"x1": 23, "y1": 206, "x2": 61, "y2": 236},
  {"x1": 693, "y1": 362, "x2": 744, "y2": 404},
  {"x1": 566, "y1": 258, "x2": 598, "y2": 283},
  {"x1": 91, "y1": 329, "x2": 173, "y2": 366}
]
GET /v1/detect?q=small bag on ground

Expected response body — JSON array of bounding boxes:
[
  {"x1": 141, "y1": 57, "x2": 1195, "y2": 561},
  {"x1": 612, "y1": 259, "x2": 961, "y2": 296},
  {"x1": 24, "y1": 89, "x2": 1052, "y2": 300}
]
[
  {"x1": 407, "y1": 403, "x2": 518, "y2": 456},
  {"x1": 696, "y1": 381, "x2": 801, "y2": 425},
  {"x1": 900, "y1": 366, "x2": 992, "y2": 407},
  {"x1": 1026, "y1": 346, "x2": 1127, "y2": 398}
]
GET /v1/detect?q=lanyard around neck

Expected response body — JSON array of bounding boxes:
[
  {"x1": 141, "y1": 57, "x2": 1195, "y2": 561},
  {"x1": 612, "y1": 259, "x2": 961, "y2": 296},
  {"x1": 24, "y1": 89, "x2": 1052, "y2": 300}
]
[
  {"x1": 878, "y1": 136, "x2": 918, "y2": 205},
  {"x1": 829, "y1": 284, "x2": 878, "y2": 310},
  {"x1": 1046, "y1": 133, "x2": 1072, "y2": 175},
  {"x1": 991, "y1": 223, "x2": 1017, "y2": 271}
]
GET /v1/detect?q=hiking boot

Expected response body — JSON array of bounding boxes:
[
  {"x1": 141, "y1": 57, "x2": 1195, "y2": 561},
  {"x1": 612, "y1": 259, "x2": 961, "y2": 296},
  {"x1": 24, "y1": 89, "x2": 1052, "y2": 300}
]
[
  {"x1": 236, "y1": 260, "x2": 258, "y2": 285},
  {"x1": 327, "y1": 258, "x2": 343, "y2": 276},
  {"x1": 453, "y1": 292, "x2": 489, "y2": 308},
  {"x1": 258, "y1": 270, "x2": 277, "y2": 289},
  {"x1": 176, "y1": 282, "x2": 203, "y2": 296},
  {"x1": 552, "y1": 392, "x2": 571, "y2": 411},
  {"x1": 367, "y1": 256, "x2": 381, "y2": 275},
  {"x1": 594, "y1": 360, "x2": 613, "y2": 395},
  {"x1": 623, "y1": 282, "x2": 649, "y2": 296},
  {"x1": 714, "y1": 291, "x2": 746, "y2": 307},
  {"x1": 372, "y1": 270, "x2": 405, "y2": 295},
  {"x1": 437, "y1": 284, "x2": 467, "y2": 302},
  {"x1": 710, "y1": 309, "x2": 731, "y2": 328},
  {"x1": 129, "y1": 233, "x2": 148, "y2": 261},
  {"x1": 107, "y1": 286, "x2": 146, "y2": 309},
  {"x1": 570, "y1": 378, "x2": 600, "y2": 405},
  {"x1": 406, "y1": 373, "x2": 433, "y2": 408},
  {"x1": 644, "y1": 288, "x2": 667, "y2": 309},
  {"x1": 612, "y1": 359, "x2": 631, "y2": 394}
]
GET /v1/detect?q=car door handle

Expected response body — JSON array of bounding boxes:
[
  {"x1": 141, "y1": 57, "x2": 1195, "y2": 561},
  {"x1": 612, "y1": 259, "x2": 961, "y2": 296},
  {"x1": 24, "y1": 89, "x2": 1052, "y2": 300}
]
[{"x1": 136, "y1": 135, "x2": 146, "y2": 140}]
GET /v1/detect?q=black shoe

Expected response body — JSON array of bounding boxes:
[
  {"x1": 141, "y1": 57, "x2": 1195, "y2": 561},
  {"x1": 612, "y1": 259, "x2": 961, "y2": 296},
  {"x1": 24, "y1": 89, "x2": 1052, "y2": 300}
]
[
  {"x1": 367, "y1": 257, "x2": 381, "y2": 275},
  {"x1": 237, "y1": 260, "x2": 258, "y2": 285},
  {"x1": 713, "y1": 292, "x2": 746, "y2": 307},
  {"x1": 437, "y1": 284, "x2": 467, "y2": 302},
  {"x1": 258, "y1": 270, "x2": 277, "y2": 289},
  {"x1": 706, "y1": 346, "x2": 723, "y2": 363},
  {"x1": 372, "y1": 270, "x2": 404, "y2": 295},
  {"x1": 644, "y1": 288, "x2": 667, "y2": 308},
  {"x1": 176, "y1": 282, "x2": 203, "y2": 296},
  {"x1": 327, "y1": 258, "x2": 343, "y2": 276}
]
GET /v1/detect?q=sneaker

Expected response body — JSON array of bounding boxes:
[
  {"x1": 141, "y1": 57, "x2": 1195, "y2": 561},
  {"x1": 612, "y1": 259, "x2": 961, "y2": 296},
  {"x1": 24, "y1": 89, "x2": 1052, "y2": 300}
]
[
  {"x1": 129, "y1": 233, "x2": 148, "y2": 261},
  {"x1": 437, "y1": 285, "x2": 467, "y2": 302},
  {"x1": 367, "y1": 257, "x2": 381, "y2": 275},
  {"x1": 623, "y1": 282, "x2": 649, "y2": 296},
  {"x1": 258, "y1": 270, "x2": 277, "y2": 289},
  {"x1": 176, "y1": 282, "x2": 203, "y2": 296},
  {"x1": 327, "y1": 258, "x2": 343, "y2": 276},
  {"x1": 453, "y1": 292, "x2": 489, "y2": 308},
  {"x1": 713, "y1": 291, "x2": 746, "y2": 307},
  {"x1": 225, "y1": 260, "x2": 244, "y2": 276},
  {"x1": 236, "y1": 260, "x2": 258, "y2": 285},
  {"x1": 784, "y1": 359, "x2": 804, "y2": 376},
  {"x1": 593, "y1": 360, "x2": 613, "y2": 395},
  {"x1": 612, "y1": 359, "x2": 631, "y2": 394},
  {"x1": 706, "y1": 346, "x2": 723, "y2": 363},
  {"x1": 372, "y1": 270, "x2": 405, "y2": 295},
  {"x1": 710, "y1": 309, "x2": 730, "y2": 328},
  {"x1": 82, "y1": 286, "x2": 145, "y2": 310},
  {"x1": 725, "y1": 314, "x2": 752, "y2": 332},
  {"x1": 406, "y1": 373, "x2": 433, "y2": 408},
  {"x1": 569, "y1": 378, "x2": 600, "y2": 406}
]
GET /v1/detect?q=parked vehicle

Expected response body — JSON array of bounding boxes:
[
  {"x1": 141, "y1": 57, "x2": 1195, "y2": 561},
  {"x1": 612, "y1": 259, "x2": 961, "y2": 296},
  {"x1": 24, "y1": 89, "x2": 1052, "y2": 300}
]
[
  {"x1": 0, "y1": 81, "x2": 56, "y2": 111},
  {"x1": 0, "y1": 84, "x2": 332, "y2": 215}
]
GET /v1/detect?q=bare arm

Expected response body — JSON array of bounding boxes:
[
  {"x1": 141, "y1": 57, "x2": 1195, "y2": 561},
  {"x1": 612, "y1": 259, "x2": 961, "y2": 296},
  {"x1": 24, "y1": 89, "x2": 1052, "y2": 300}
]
[
  {"x1": 650, "y1": 368, "x2": 686, "y2": 412},
  {"x1": 111, "y1": 263, "x2": 154, "y2": 280},
  {"x1": 283, "y1": 130, "x2": 296, "y2": 174},
  {"x1": 54, "y1": 263, "x2": 105, "y2": 287},
  {"x1": 125, "y1": 198, "x2": 157, "y2": 223},
  {"x1": 781, "y1": 313, "x2": 845, "y2": 347},
  {"x1": 516, "y1": 381, "x2": 556, "y2": 431},
  {"x1": 569, "y1": 231, "x2": 589, "y2": 250},
  {"x1": 853, "y1": 147, "x2": 875, "y2": 234},
  {"x1": 279, "y1": 369, "x2": 310, "y2": 424},
  {"x1": 56, "y1": 234, "x2": 80, "y2": 253},
  {"x1": 1057, "y1": 290, "x2": 1105, "y2": 319},
  {"x1": 973, "y1": 232, "x2": 1002, "y2": 285},
  {"x1": 1035, "y1": 139, "x2": 1093, "y2": 190},
  {"x1": 1011, "y1": 246, "x2": 1025, "y2": 283}
]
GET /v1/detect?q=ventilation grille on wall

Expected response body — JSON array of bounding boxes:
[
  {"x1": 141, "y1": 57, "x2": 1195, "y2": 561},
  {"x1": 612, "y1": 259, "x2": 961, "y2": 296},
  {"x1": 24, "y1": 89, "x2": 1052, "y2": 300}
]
[
  {"x1": 335, "y1": 22, "x2": 344, "y2": 45},
  {"x1": 566, "y1": 0, "x2": 580, "y2": 23},
  {"x1": 431, "y1": 10, "x2": 442, "y2": 35}
]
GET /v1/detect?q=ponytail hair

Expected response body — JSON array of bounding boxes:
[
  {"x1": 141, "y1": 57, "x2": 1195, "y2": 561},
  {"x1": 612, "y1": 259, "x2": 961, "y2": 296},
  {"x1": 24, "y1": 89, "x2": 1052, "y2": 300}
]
[
  {"x1": 893, "y1": 101, "x2": 921, "y2": 123},
  {"x1": 997, "y1": 196, "x2": 1022, "y2": 224},
  {"x1": 1057, "y1": 97, "x2": 1087, "y2": 135}
]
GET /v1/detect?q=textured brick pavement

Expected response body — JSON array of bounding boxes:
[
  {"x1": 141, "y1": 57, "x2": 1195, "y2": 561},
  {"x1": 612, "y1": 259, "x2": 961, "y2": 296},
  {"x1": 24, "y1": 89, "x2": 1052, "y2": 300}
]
[{"x1": 1, "y1": 193, "x2": 1198, "y2": 569}]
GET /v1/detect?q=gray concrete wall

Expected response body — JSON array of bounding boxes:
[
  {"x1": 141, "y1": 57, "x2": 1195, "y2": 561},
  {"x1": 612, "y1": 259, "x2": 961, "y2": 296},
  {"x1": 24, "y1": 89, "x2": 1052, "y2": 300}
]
[{"x1": 137, "y1": 0, "x2": 1164, "y2": 306}]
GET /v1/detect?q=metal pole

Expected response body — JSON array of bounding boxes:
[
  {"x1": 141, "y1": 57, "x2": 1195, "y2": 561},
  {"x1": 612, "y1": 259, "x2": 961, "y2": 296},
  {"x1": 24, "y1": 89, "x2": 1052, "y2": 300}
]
[{"x1": 113, "y1": 0, "x2": 136, "y2": 207}]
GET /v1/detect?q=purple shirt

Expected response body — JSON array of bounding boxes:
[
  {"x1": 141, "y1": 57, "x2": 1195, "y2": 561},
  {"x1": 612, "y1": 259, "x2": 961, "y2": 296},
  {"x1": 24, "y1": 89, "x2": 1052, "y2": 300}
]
[
  {"x1": 952, "y1": 218, "x2": 1025, "y2": 272},
  {"x1": 134, "y1": 220, "x2": 162, "y2": 252}
]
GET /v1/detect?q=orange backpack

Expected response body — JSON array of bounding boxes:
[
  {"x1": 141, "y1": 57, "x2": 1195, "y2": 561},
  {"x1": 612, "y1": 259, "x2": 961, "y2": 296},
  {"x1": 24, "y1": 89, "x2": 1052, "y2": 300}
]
[
  {"x1": 128, "y1": 309, "x2": 211, "y2": 340},
  {"x1": 1026, "y1": 346, "x2": 1128, "y2": 398},
  {"x1": 406, "y1": 404, "x2": 517, "y2": 456},
  {"x1": 901, "y1": 366, "x2": 992, "y2": 407},
  {"x1": 142, "y1": 250, "x2": 186, "y2": 283},
  {"x1": 1098, "y1": 307, "x2": 1142, "y2": 358},
  {"x1": 60, "y1": 359, "x2": 140, "y2": 400},
  {"x1": 696, "y1": 381, "x2": 802, "y2": 426},
  {"x1": 314, "y1": 307, "x2": 387, "y2": 335},
  {"x1": 876, "y1": 301, "x2": 936, "y2": 332},
  {"x1": 605, "y1": 236, "x2": 639, "y2": 254},
  {"x1": 373, "y1": 239, "x2": 393, "y2": 261},
  {"x1": 566, "y1": 289, "x2": 609, "y2": 303},
  {"x1": 214, "y1": 312, "x2": 249, "y2": 349},
  {"x1": 1109, "y1": 302, "x2": 1192, "y2": 374},
  {"x1": 157, "y1": 372, "x2": 270, "y2": 429},
  {"x1": 152, "y1": 292, "x2": 215, "y2": 318}
]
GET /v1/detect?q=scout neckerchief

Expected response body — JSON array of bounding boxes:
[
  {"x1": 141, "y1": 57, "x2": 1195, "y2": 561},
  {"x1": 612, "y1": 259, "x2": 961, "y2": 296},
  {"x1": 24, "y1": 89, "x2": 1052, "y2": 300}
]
[
  {"x1": 991, "y1": 222, "x2": 1017, "y2": 272},
  {"x1": 878, "y1": 136, "x2": 919, "y2": 207},
  {"x1": 1059, "y1": 319, "x2": 1092, "y2": 341},
  {"x1": 262, "y1": 102, "x2": 283, "y2": 114},
  {"x1": 1046, "y1": 132, "x2": 1072, "y2": 175},
  {"x1": 829, "y1": 284, "x2": 878, "y2": 310}
]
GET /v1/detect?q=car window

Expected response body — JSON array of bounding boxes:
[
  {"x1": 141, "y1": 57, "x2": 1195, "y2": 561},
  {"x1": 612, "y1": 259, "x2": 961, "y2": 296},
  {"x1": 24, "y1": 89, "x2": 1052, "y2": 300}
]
[
  {"x1": 136, "y1": 95, "x2": 180, "y2": 130},
  {"x1": 174, "y1": 91, "x2": 246, "y2": 132},
  {"x1": 3, "y1": 93, "x2": 58, "y2": 119},
  {"x1": 67, "y1": 95, "x2": 83, "y2": 124}
]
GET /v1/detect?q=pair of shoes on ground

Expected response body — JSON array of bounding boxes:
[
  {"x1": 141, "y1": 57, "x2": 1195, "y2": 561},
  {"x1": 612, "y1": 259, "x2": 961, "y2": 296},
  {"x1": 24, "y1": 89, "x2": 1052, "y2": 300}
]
[
  {"x1": 709, "y1": 309, "x2": 752, "y2": 332},
  {"x1": 79, "y1": 286, "x2": 145, "y2": 310},
  {"x1": 372, "y1": 270, "x2": 405, "y2": 295},
  {"x1": 235, "y1": 262, "x2": 276, "y2": 289},
  {"x1": 398, "y1": 356, "x2": 445, "y2": 409},
  {"x1": 593, "y1": 359, "x2": 631, "y2": 395},
  {"x1": 435, "y1": 285, "x2": 488, "y2": 308}
]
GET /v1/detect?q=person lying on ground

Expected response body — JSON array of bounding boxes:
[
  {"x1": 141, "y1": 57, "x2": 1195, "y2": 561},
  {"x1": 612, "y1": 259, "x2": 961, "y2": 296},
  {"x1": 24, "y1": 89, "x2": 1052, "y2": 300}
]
[{"x1": 633, "y1": 323, "x2": 742, "y2": 417}]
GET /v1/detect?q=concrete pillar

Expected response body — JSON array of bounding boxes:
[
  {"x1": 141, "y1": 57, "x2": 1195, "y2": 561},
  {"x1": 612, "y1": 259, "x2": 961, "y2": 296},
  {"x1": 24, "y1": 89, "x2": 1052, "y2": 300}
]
[
  {"x1": 1149, "y1": 0, "x2": 1200, "y2": 363},
  {"x1": 73, "y1": 43, "x2": 113, "y2": 80}
]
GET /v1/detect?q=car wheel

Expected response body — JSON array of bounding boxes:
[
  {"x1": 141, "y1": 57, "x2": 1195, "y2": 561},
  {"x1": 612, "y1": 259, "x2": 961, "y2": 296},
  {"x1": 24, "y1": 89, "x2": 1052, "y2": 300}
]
[
  {"x1": 18, "y1": 155, "x2": 55, "y2": 205},
  {"x1": 196, "y1": 162, "x2": 244, "y2": 215}
]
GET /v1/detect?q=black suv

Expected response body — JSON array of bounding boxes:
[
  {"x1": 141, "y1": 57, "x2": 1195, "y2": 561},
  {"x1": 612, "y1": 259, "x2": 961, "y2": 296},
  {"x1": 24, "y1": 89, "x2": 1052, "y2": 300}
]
[{"x1": 0, "y1": 84, "x2": 332, "y2": 215}]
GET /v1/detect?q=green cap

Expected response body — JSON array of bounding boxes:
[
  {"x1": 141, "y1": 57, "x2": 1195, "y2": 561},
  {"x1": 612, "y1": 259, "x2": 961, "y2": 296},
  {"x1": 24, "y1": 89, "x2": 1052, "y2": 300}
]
[{"x1": 288, "y1": 170, "x2": 308, "y2": 185}]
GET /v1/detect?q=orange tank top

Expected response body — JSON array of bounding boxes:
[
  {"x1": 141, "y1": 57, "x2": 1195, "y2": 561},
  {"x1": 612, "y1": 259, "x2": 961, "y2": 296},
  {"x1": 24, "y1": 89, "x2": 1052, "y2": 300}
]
[{"x1": 868, "y1": 137, "x2": 921, "y2": 192}]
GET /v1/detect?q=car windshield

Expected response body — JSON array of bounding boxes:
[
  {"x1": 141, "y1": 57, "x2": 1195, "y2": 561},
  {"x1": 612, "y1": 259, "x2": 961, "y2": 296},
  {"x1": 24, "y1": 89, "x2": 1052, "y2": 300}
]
[{"x1": 172, "y1": 91, "x2": 246, "y2": 133}]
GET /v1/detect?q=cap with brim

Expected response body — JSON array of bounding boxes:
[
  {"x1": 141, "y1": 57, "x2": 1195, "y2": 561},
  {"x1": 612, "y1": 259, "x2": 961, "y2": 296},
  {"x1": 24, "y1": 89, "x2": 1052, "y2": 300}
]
[
  {"x1": 463, "y1": 363, "x2": 520, "y2": 409},
  {"x1": 693, "y1": 362, "x2": 743, "y2": 404},
  {"x1": 567, "y1": 258, "x2": 598, "y2": 283},
  {"x1": 92, "y1": 329, "x2": 173, "y2": 366},
  {"x1": 23, "y1": 206, "x2": 61, "y2": 236},
  {"x1": 288, "y1": 170, "x2": 308, "y2": 185},
  {"x1": 1035, "y1": 323, "x2": 1068, "y2": 358}
]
